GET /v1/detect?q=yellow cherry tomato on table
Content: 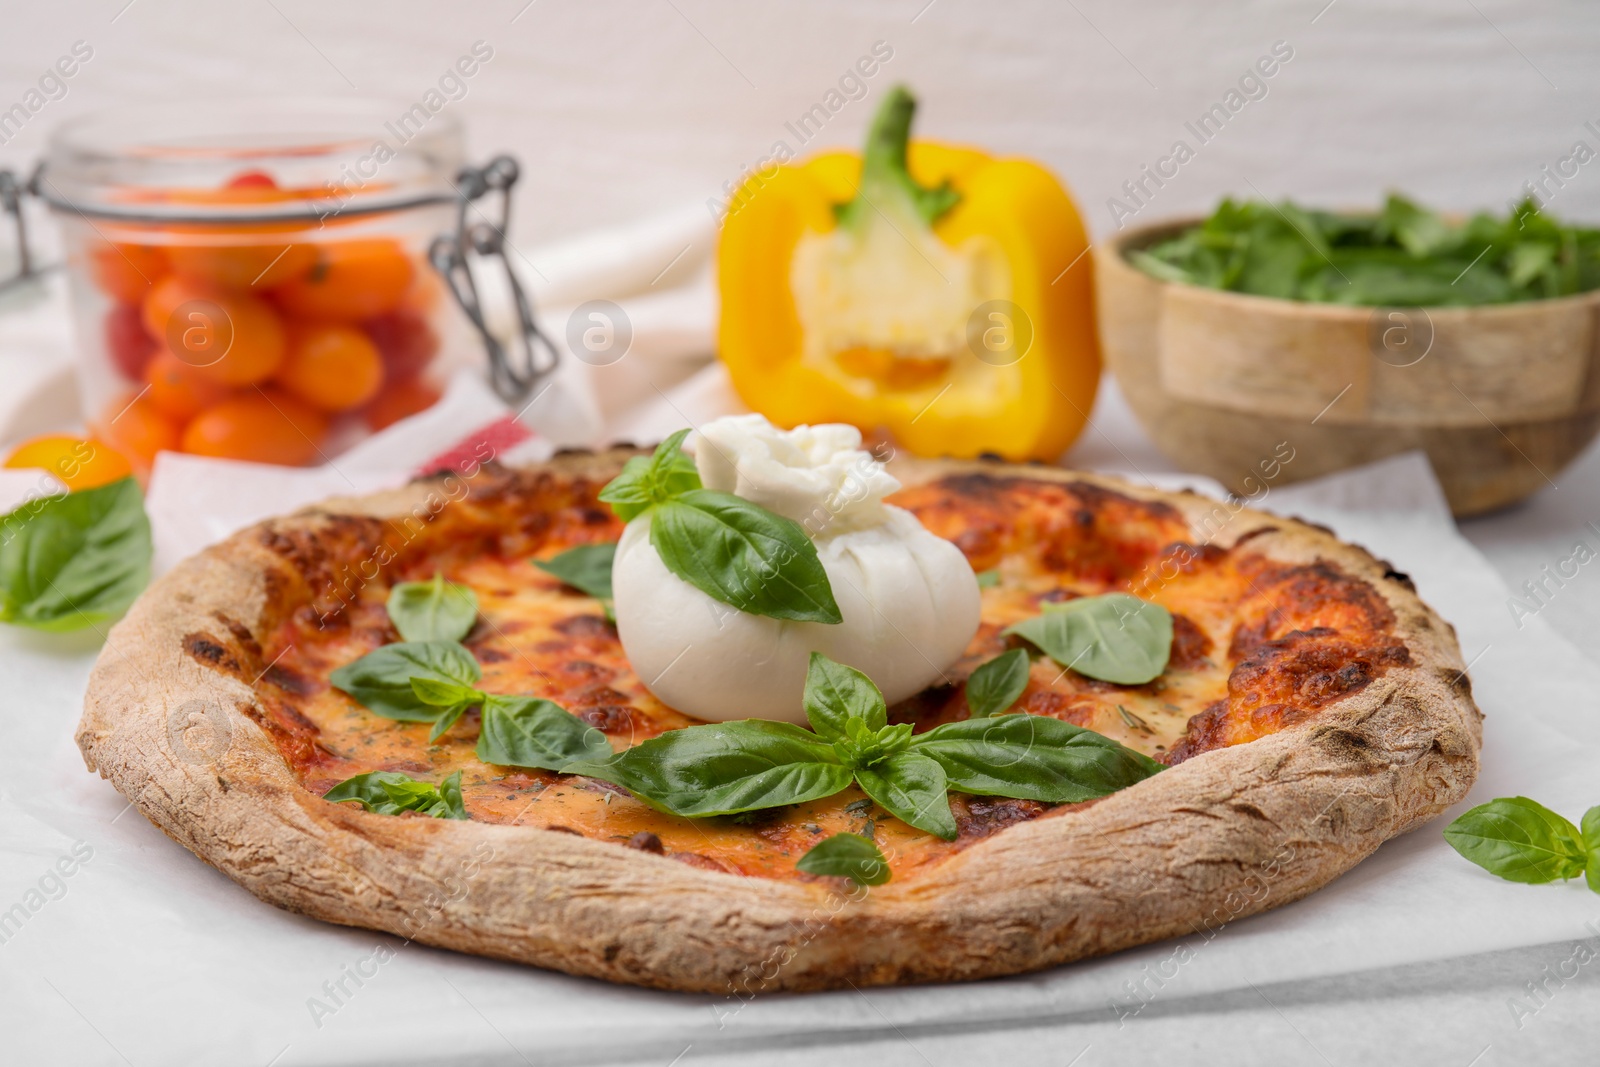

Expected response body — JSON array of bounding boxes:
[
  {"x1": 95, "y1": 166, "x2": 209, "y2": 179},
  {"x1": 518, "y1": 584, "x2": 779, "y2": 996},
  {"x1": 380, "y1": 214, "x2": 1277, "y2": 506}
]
[{"x1": 3, "y1": 435, "x2": 133, "y2": 490}]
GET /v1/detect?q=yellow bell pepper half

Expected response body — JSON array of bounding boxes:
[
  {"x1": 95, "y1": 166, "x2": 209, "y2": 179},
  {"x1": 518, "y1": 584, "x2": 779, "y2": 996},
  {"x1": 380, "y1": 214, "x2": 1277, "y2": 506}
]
[{"x1": 716, "y1": 85, "x2": 1099, "y2": 462}]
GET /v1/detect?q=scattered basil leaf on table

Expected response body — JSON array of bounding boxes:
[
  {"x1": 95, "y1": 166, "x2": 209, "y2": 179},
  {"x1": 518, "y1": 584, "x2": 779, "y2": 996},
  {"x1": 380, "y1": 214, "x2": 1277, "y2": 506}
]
[
  {"x1": 568, "y1": 652, "x2": 1162, "y2": 840},
  {"x1": 535, "y1": 543, "x2": 617, "y2": 620},
  {"x1": 1583, "y1": 808, "x2": 1600, "y2": 896},
  {"x1": 330, "y1": 640, "x2": 482, "y2": 722},
  {"x1": 965, "y1": 648, "x2": 1031, "y2": 718},
  {"x1": 597, "y1": 432, "x2": 842, "y2": 625},
  {"x1": 477, "y1": 696, "x2": 612, "y2": 771},
  {"x1": 1005, "y1": 593, "x2": 1173, "y2": 686},
  {"x1": 386, "y1": 573, "x2": 478, "y2": 643},
  {"x1": 0, "y1": 476, "x2": 151, "y2": 632},
  {"x1": 1443, "y1": 796, "x2": 1589, "y2": 885},
  {"x1": 324, "y1": 770, "x2": 467, "y2": 819},
  {"x1": 797, "y1": 832, "x2": 891, "y2": 886}
]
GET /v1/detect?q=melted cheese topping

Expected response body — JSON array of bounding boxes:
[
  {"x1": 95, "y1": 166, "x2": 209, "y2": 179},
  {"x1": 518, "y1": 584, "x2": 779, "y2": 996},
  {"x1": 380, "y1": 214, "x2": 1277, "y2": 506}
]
[{"x1": 244, "y1": 470, "x2": 1409, "y2": 884}]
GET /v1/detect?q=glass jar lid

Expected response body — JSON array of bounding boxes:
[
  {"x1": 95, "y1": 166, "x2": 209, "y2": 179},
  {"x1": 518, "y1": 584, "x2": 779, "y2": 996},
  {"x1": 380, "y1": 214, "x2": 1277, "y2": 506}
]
[{"x1": 40, "y1": 97, "x2": 464, "y2": 224}]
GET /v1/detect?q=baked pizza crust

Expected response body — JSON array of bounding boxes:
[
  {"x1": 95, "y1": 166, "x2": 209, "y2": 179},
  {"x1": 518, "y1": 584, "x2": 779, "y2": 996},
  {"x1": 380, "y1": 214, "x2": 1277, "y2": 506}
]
[{"x1": 75, "y1": 451, "x2": 1482, "y2": 993}]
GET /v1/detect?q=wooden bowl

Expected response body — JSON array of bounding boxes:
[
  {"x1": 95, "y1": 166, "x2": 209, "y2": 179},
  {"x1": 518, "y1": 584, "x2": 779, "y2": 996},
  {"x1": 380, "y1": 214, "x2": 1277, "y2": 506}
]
[{"x1": 1095, "y1": 218, "x2": 1600, "y2": 516}]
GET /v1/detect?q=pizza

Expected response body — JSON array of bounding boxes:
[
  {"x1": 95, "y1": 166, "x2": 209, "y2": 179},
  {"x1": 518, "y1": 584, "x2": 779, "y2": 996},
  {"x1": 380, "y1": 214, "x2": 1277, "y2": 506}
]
[{"x1": 75, "y1": 446, "x2": 1482, "y2": 993}]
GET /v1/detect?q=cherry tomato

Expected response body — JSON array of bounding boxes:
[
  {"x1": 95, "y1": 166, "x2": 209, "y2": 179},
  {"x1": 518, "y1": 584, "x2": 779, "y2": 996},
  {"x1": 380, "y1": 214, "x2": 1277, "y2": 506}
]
[
  {"x1": 225, "y1": 170, "x2": 278, "y2": 190},
  {"x1": 3, "y1": 435, "x2": 133, "y2": 490},
  {"x1": 181, "y1": 389, "x2": 329, "y2": 466},
  {"x1": 88, "y1": 243, "x2": 168, "y2": 303},
  {"x1": 143, "y1": 277, "x2": 287, "y2": 386},
  {"x1": 167, "y1": 238, "x2": 318, "y2": 290},
  {"x1": 362, "y1": 376, "x2": 442, "y2": 431},
  {"x1": 362, "y1": 310, "x2": 438, "y2": 381},
  {"x1": 105, "y1": 303, "x2": 158, "y2": 381},
  {"x1": 274, "y1": 240, "x2": 414, "y2": 321},
  {"x1": 275, "y1": 323, "x2": 384, "y2": 411},
  {"x1": 144, "y1": 351, "x2": 230, "y2": 421},
  {"x1": 96, "y1": 393, "x2": 181, "y2": 470}
]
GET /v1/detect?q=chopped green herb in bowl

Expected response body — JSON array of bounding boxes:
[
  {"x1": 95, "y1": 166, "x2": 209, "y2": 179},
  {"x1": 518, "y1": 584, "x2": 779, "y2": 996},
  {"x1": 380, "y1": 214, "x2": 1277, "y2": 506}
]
[{"x1": 1131, "y1": 195, "x2": 1600, "y2": 306}]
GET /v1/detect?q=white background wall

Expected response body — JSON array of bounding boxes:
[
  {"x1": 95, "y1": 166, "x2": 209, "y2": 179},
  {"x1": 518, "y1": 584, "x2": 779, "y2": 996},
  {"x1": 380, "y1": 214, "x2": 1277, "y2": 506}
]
[{"x1": 3, "y1": 0, "x2": 1598, "y2": 246}]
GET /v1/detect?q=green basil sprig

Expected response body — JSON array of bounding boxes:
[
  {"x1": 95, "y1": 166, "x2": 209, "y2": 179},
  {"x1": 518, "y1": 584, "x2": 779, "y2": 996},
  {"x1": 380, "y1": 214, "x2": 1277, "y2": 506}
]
[
  {"x1": 1005, "y1": 593, "x2": 1173, "y2": 686},
  {"x1": 597, "y1": 431, "x2": 842, "y2": 625},
  {"x1": 965, "y1": 648, "x2": 1031, "y2": 718},
  {"x1": 1444, "y1": 797, "x2": 1600, "y2": 891},
  {"x1": 387, "y1": 573, "x2": 478, "y2": 642},
  {"x1": 324, "y1": 770, "x2": 467, "y2": 819},
  {"x1": 330, "y1": 640, "x2": 481, "y2": 725},
  {"x1": 535, "y1": 542, "x2": 617, "y2": 620},
  {"x1": 797, "y1": 832, "x2": 891, "y2": 885},
  {"x1": 0, "y1": 476, "x2": 151, "y2": 632},
  {"x1": 564, "y1": 653, "x2": 1163, "y2": 840}
]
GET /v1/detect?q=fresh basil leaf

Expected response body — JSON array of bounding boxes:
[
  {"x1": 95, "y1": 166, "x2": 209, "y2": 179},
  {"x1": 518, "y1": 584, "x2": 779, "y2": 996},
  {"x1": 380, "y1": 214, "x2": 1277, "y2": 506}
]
[
  {"x1": 565, "y1": 719, "x2": 851, "y2": 817},
  {"x1": 1444, "y1": 797, "x2": 1589, "y2": 884},
  {"x1": 854, "y1": 752, "x2": 956, "y2": 840},
  {"x1": 410, "y1": 678, "x2": 481, "y2": 707},
  {"x1": 975, "y1": 568, "x2": 1000, "y2": 589},
  {"x1": 0, "y1": 476, "x2": 151, "y2": 632},
  {"x1": 797, "y1": 832, "x2": 891, "y2": 885},
  {"x1": 408, "y1": 677, "x2": 483, "y2": 742},
  {"x1": 804, "y1": 652, "x2": 886, "y2": 740},
  {"x1": 323, "y1": 770, "x2": 467, "y2": 819},
  {"x1": 912, "y1": 714, "x2": 1164, "y2": 803},
  {"x1": 965, "y1": 649, "x2": 1031, "y2": 718},
  {"x1": 329, "y1": 641, "x2": 482, "y2": 722},
  {"x1": 1583, "y1": 807, "x2": 1600, "y2": 896},
  {"x1": 534, "y1": 543, "x2": 616, "y2": 600},
  {"x1": 477, "y1": 695, "x2": 612, "y2": 771},
  {"x1": 598, "y1": 429, "x2": 702, "y2": 521},
  {"x1": 1005, "y1": 593, "x2": 1172, "y2": 685},
  {"x1": 650, "y1": 490, "x2": 841, "y2": 624},
  {"x1": 386, "y1": 573, "x2": 478, "y2": 643}
]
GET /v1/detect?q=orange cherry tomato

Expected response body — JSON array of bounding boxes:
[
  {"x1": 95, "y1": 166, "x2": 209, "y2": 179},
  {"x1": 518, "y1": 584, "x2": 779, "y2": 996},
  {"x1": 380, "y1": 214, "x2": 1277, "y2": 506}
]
[
  {"x1": 3, "y1": 434, "x2": 133, "y2": 490},
  {"x1": 362, "y1": 376, "x2": 442, "y2": 431},
  {"x1": 144, "y1": 351, "x2": 231, "y2": 421},
  {"x1": 88, "y1": 243, "x2": 168, "y2": 303},
  {"x1": 275, "y1": 323, "x2": 384, "y2": 411},
  {"x1": 105, "y1": 302, "x2": 158, "y2": 381},
  {"x1": 274, "y1": 240, "x2": 414, "y2": 321},
  {"x1": 364, "y1": 310, "x2": 438, "y2": 381},
  {"x1": 96, "y1": 393, "x2": 182, "y2": 470},
  {"x1": 143, "y1": 277, "x2": 287, "y2": 387},
  {"x1": 167, "y1": 238, "x2": 318, "y2": 290},
  {"x1": 181, "y1": 388, "x2": 329, "y2": 466}
]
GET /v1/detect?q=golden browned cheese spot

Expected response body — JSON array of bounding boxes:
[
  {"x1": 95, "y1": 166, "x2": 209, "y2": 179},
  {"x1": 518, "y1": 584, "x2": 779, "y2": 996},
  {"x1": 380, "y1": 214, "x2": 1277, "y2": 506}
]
[{"x1": 250, "y1": 467, "x2": 1409, "y2": 882}]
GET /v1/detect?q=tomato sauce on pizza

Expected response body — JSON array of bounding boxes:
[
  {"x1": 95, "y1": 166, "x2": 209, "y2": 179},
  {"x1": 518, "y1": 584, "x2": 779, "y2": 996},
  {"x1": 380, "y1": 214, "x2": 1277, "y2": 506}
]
[{"x1": 216, "y1": 465, "x2": 1411, "y2": 883}]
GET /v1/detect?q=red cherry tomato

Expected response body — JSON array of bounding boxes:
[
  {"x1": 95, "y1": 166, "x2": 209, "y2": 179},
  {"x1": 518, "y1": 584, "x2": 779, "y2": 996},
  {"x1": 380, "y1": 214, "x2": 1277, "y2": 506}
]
[
  {"x1": 105, "y1": 303, "x2": 158, "y2": 381},
  {"x1": 363, "y1": 310, "x2": 439, "y2": 381}
]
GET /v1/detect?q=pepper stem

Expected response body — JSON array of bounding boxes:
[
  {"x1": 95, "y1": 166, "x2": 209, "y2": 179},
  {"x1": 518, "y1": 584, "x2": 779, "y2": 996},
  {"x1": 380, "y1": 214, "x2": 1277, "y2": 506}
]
[{"x1": 834, "y1": 85, "x2": 960, "y2": 233}]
